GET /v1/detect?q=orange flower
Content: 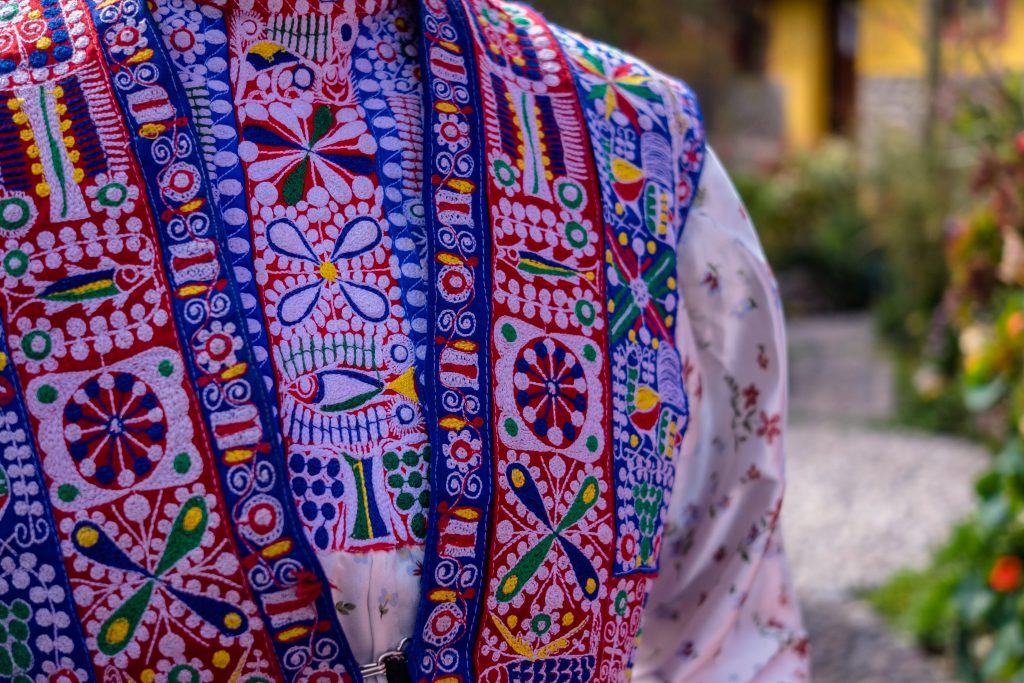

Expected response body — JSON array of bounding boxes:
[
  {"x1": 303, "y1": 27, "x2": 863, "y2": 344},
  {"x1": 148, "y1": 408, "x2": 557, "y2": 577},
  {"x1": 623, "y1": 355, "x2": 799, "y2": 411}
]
[
  {"x1": 1009, "y1": 311, "x2": 1024, "y2": 339},
  {"x1": 990, "y1": 556, "x2": 1023, "y2": 593}
]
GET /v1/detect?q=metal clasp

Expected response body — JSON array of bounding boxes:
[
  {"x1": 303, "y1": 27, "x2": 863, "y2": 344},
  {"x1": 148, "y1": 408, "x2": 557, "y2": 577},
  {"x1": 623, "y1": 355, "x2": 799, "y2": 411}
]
[{"x1": 359, "y1": 638, "x2": 411, "y2": 680}]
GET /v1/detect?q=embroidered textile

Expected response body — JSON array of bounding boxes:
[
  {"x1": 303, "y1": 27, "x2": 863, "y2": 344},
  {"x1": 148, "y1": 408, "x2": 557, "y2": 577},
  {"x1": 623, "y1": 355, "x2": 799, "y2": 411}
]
[{"x1": 0, "y1": 0, "x2": 808, "y2": 680}]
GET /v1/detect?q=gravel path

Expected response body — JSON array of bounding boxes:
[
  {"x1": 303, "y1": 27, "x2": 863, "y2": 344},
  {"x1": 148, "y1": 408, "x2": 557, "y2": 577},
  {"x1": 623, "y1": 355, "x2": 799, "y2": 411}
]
[{"x1": 783, "y1": 315, "x2": 987, "y2": 683}]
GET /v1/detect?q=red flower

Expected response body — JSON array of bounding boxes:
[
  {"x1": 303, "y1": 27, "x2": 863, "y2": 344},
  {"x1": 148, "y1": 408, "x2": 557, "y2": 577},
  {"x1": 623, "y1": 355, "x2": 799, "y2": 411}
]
[
  {"x1": 757, "y1": 412, "x2": 782, "y2": 444},
  {"x1": 1016, "y1": 131, "x2": 1024, "y2": 156},
  {"x1": 990, "y1": 556, "x2": 1023, "y2": 593},
  {"x1": 702, "y1": 267, "x2": 720, "y2": 292},
  {"x1": 1008, "y1": 311, "x2": 1024, "y2": 339},
  {"x1": 743, "y1": 384, "x2": 760, "y2": 409}
]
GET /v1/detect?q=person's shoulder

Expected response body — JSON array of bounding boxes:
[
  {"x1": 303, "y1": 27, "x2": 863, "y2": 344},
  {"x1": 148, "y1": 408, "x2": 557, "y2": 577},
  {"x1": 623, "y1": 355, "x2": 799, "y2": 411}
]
[
  {"x1": 512, "y1": 2, "x2": 705, "y2": 172},
  {"x1": 506, "y1": 2, "x2": 702, "y2": 121},
  {"x1": 516, "y1": 4, "x2": 707, "y2": 208}
]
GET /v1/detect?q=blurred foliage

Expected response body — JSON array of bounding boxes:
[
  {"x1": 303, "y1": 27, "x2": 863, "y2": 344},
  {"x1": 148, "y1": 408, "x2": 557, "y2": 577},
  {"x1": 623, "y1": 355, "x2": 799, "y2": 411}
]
[
  {"x1": 869, "y1": 522, "x2": 986, "y2": 657},
  {"x1": 733, "y1": 130, "x2": 973, "y2": 430},
  {"x1": 865, "y1": 137, "x2": 958, "y2": 352},
  {"x1": 891, "y1": 345, "x2": 975, "y2": 436},
  {"x1": 529, "y1": 0, "x2": 760, "y2": 125},
  {"x1": 733, "y1": 140, "x2": 882, "y2": 314},
  {"x1": 871, "y1": 73, "x2": 1024, "y2": 681},
  {"x1": 731, "y1": 134, "x2": 959, "y2": 324},
  {"x1": 864, "y1": 134, "x2": 976, "y2": 436}
]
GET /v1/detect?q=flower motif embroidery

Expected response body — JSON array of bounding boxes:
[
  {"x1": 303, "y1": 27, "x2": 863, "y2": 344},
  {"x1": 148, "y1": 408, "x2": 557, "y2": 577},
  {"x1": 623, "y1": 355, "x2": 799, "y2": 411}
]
[
  {"x1": 85, "y1": 172, "x2": 138, "y2": 220},
  {"x1": 240, "y1": 102, "x2": 376, "y2": 207},
  {"x1": 63, "y1": 371, "x2": 167, "y2": 489},
  {"x1": 70, "y1": 496, "x2": 248, "y2": 656},
  {"x1": 497, "y1": 463, "x2": 601, "y2": 603},
  {"x1": 756, "y1": 412, "x2": 781, "y2": 444},
  {"x1": 743, "y1": 384, "x2": 760, "y2": 410},
  {"x1": 513, "y1": 337, "x2": 587, "y2": 447},
  {"x1": 575, "y1": 49, "x2": 661, "y2": 129},
  {"x1": 194, "y1": 320, "x2": 242, "y2": 374},
  {"x1": 434, "y1": 113, "x2": 469, "y2": 153},
  {"x1": 607, "y1": 232, "x2": 678, "y2": 345},
  {"x1": 266, "y1": 215, "x2": 389, "y2": 326},
  {"x1": 105, "y1": 18, "x2": 148, "y2": 56}
]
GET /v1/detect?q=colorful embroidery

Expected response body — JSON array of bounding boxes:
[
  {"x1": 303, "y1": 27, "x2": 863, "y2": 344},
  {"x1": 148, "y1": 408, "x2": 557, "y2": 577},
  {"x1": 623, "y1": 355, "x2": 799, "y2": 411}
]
[
  {"x1": 151, "y1": 0, "x2": 280, "y2": 410},
  {"x1": 351, "y1": 5, "x2": 429, "y2": 382},
  {"x1": 0, "y1": 324, "x2": 93, "y2": 683},
  {"x1": 558, "y1": 27, "x2": 705, "y2": 579},
  {"x1": 408, "y1": 0, "x2": 494, "y2": 678},
  {"x1": 0, "y1": 0, "x2": 90, "y2": 88},
  {"x1": 225, "y1": 0, "x2": 432, "y2": 632},
  {"x1": 0, "y1": 0, "x2": 713, "y2": 678},
  {"x1": 457, "y1": 1, "x2": 622, "y2": 679},
  {"x1": 89, "y1": 0, "x2": 360, "y2": 677},
  {"x1": 0, "y1": 50, "x2": 284, "y2": 683}
]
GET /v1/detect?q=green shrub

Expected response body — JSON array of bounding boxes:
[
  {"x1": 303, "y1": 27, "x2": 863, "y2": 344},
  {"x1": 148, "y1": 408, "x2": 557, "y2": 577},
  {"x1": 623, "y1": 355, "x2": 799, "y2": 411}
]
[
  {"x1": 878, "y1": 73, "x2": 1024, "y2": 681},
  {"x1": 865, "y1": 136, "x2": 961, "y2": 353},
  {"x1": 870, "y1": 521, "x2": 985, "y2": 656},
  {"x1": 734, "y1": 139, "x2": 882, "y2": 313}
]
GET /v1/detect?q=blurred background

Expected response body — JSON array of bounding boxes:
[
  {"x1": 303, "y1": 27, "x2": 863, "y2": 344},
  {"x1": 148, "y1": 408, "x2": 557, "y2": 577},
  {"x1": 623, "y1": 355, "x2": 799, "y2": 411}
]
[{"x1": 530, "y1": 1, "x2": 1024, "y2": 681}]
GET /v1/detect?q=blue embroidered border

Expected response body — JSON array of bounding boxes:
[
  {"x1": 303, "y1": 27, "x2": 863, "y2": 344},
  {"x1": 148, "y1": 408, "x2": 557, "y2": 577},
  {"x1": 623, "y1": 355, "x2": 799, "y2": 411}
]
[
  {"x1": 554, "y1": 27, "x2": 707, "y2": 576},
  {"x1": 87, "y1": 0, "x2": 360, "y2": 677},
  {"x1": 151, "y1": 0, "x2": 281, "y2": 415},
  {"x1": 409, "y1": 1, "x2": 493, "y2": 680}
]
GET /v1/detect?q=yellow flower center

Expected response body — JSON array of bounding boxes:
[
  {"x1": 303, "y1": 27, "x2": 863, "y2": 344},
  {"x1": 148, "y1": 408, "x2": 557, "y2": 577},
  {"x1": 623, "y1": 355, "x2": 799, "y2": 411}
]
[{"x1": 319, "y1": 261, "x2": 338, "y2": 282}]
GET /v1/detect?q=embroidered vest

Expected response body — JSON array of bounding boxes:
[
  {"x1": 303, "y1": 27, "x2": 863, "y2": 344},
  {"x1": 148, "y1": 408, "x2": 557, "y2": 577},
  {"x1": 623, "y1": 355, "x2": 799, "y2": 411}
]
[{"x1": 0, "y1": 0, "x2": 705, "y2": 681}]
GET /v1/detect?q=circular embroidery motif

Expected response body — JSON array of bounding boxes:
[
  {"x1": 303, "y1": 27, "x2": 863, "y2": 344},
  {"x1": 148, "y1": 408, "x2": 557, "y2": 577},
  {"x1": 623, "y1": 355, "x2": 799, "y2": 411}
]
[
  {"x1": 63, "y1": 371, "x2": 167, "y2": 488},
  {"x1": 513, "y1": 337, "x2": 587, "y2": 447}
]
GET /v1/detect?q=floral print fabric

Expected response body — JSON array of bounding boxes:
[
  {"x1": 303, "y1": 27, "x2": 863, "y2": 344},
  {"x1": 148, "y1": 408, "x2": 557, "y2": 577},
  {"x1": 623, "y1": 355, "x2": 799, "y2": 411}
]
[{"x1": 633, "y1": 149, "x2": 808, "y2": 682}]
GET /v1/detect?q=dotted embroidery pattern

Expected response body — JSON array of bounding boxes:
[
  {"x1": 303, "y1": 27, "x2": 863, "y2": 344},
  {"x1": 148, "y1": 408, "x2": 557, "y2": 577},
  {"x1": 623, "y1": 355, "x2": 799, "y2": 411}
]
[
  {"x1": 407, "y1": 0, "x2": 493, "y2": 680},
  {"x1": 152, "y1": 0, "x2": 281, "y2": 413},
  {"x1": 0, "y1": 0, "x2": 91, "y2": 89},
  {"x1": 0, "y1": 7, "x2": 287, "y2": 683},
  {"x1": 87, "y1": 0, "x2": 360, "y2": 677},
  {"x1": 556, "y1": 27, "x2": 705, "y2": 579},
  {"x1": 228, "y1": 1, "x2": 431, "y2": 562},
  {"x1": 455, "y1": 1, "x2": 624, "y2": 679},
  {"x1": 0, "y1": 329, "x2": 94, "y2": 683}
]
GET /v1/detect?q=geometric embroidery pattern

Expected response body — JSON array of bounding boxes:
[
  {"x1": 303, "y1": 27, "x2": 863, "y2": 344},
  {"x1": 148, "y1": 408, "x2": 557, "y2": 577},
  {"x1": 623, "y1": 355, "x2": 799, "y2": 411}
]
[
  {"x1": 558, "y1": 27, "x2": 704, "y2": 578},
  {"x1": 0, "y1": 0, "x2": 708, "y2": 679},
  {"x1": 409, "y1": 0, "x2": 494, "y2": 679},
  {"x1": 88, "y1": 0, "x2": 359, "y2": 676},
  {"x1": 461, "y1": 1, "x2": 620, "y2": 678},
  {"x1": 0, "y1": 323, "x2": 93, "y2": 683},
  {"x1": 227, "y1": 1, "x2": 432, "y2": 566}
]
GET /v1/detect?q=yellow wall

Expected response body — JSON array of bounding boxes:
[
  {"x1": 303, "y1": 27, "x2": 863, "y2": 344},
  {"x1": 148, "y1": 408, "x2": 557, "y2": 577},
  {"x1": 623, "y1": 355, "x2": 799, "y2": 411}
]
[
  {"x1": 766, "y1": 0, "x2": 1024, "y2": 149},
  {"x1": 766, "y1": 0, "x2": 830, "y2": 148},
  {"x1": 857, "y1": 0, "x2": 924, "y2": 77},
  {"x1": 858, "y1": 0, "x2": 1024, "y2": 78}
]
